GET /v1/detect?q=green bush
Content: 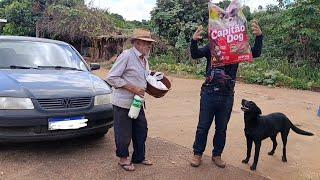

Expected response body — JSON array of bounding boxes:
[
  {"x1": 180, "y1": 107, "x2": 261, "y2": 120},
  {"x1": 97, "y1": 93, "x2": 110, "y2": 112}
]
[
  {"x1": 149, "y1": 54, "x2": 205, "y2": 78},
  {"x1": 239, "y1": 57, "x2": 320, "y2": 90}
]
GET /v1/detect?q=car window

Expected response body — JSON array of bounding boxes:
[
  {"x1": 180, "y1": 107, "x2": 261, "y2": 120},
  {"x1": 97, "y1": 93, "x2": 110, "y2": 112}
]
[{"x1": 0, "y1": 41, "x2": 88, "y2": 71}]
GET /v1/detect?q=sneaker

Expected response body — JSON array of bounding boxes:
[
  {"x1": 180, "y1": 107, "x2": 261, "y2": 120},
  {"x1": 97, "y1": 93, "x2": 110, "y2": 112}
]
[
  {"x1": 212, "y1": 156, "x2": 226, "y2": 168},
  {"x1": 190, "y1": 155, "x2": 202, "y2": 167}
]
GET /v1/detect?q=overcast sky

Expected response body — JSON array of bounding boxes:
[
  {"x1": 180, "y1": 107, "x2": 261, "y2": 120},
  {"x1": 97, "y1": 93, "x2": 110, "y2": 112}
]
[{"x1": 85, "y1": 0, "x2": 278, "y2": 21}]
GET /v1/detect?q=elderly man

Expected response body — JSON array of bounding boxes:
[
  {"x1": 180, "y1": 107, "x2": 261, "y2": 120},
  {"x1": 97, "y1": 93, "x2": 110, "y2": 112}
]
[{"x1": 106, "y1": 29, "x2": 155, "y2": 171}]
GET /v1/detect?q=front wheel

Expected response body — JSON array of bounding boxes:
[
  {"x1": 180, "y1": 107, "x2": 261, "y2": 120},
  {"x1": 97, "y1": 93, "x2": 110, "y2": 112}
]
[{"x1": 92, "y1": 129, "x2": 109, "y2": 139}]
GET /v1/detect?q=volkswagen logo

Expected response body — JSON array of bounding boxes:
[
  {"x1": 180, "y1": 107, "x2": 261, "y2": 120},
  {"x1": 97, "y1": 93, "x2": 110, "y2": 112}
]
[{"x1": 61, "y1": 98, "x2": 72, "y2": 108}]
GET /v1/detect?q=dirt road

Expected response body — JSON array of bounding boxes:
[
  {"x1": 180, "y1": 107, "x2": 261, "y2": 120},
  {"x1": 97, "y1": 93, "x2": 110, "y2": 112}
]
[
  {"x1": 0, "y1": 132, "x2": 269, "y2": 180},
  {"x1": 96, "y1": 69, "x2": 320, "y2": 180}
]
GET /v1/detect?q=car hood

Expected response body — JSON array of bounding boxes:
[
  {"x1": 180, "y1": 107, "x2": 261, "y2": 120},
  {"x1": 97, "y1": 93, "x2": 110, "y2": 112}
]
[{"x1": 0, "y1": 70, "x2": 111, "y2": 99}]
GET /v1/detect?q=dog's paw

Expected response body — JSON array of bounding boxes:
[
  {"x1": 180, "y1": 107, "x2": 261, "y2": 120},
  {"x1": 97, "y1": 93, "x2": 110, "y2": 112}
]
[
  {"x1": 242, "y1": 159, "x2": 249, "y2": 164},
  {"x1": 268, "y1": 151, "x2": 275, "y2": 156},
  {"x1": 282, "y1": 156, "x2": 287, "y2": 162},
  {"x1": 250, "y1": 165, "x2": 257, "y2": 171}
]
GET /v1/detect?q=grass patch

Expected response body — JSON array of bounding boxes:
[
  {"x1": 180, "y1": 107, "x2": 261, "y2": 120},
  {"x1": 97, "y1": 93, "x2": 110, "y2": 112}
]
[
  {"x1": 239, "y1": 57, "x2": 320, "y2": 90},
  {"x1": 149, "y1": 54, "x2": 205, "y2": 79}
]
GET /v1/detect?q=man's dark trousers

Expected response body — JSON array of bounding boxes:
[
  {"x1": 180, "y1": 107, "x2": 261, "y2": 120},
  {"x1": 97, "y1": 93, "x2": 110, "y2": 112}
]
[
  {"x1": 113, "y1": 105, "x2": 148, "y2": 163},
  {"x1": 193, "y1": 86, "x2": 234, "y2": 157}
]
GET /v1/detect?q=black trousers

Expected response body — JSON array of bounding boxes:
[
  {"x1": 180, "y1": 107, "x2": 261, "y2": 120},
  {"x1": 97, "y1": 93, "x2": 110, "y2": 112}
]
[
  {"x1": 193, "y1": 85, "x2": 234, "y2": 157},
  {"x1": 113, "y1": 105, "x2": 148, "y2": 163}
]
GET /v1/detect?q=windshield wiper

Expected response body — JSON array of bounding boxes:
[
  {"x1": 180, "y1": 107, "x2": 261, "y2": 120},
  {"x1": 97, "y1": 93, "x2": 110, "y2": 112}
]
[
  {"x1": 5, "y1": 65, "x2": 39, "y2": 69},
  {"x1": 37, "y1": 66, "x2": 83, "y2": 71}
]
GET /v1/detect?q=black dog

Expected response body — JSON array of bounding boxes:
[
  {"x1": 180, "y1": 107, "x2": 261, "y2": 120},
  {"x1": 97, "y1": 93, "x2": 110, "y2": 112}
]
[{"x1": 241, "y1": 99, "x2": 314, "y2": 171}]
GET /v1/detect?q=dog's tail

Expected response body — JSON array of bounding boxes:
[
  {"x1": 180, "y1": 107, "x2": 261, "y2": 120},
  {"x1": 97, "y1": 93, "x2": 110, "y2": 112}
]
[{"x1": 291, "y1": 123, "x2": 314, "y2": 136}]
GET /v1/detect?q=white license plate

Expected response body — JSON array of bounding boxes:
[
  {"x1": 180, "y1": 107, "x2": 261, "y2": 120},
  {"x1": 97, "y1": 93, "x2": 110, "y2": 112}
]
[{"x1": 48, "y1": 116, "x2": 88, "y2": 130}]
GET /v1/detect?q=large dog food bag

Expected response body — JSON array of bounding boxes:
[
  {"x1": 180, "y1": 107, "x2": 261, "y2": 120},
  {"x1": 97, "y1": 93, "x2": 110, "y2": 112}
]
[{"x1": 208, "y1": 0, "x2": 253, "y2": 67}]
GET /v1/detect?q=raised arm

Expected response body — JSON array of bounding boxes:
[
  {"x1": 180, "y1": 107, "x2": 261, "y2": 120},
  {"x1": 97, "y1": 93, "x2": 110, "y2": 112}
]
[
  {"x1": 251, "y1": 20, "x2": 263, "y2": 58},
  {"x1": 190, "y1": 25, "x2": 210, "y2": 59}
]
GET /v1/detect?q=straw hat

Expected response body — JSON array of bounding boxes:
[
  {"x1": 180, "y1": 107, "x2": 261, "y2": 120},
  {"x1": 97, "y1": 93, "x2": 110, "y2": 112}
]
[{"x1": 131, "y1": 29, "x2": 156, "y2": 42}]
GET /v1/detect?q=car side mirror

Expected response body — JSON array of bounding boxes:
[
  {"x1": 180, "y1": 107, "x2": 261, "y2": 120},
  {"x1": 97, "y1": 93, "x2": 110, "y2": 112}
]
[{"x1": 90, "y1": 63, "x2": 100, "y2": 71}]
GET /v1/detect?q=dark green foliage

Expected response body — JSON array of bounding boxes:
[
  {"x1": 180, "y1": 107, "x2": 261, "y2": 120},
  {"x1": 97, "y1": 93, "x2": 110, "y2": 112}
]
[
  {"x1": 254, "y1": 0, "x2": 320, "y2": 65},
  {"x1": 151, "y1": 0, "x2": 209, "y2": 48},
  {"x1": 1, "y1": 0, "x2": 36, "y2": 36},
  {"x1": 0, "y1": 0, "x2": 86, "y2": 36}
]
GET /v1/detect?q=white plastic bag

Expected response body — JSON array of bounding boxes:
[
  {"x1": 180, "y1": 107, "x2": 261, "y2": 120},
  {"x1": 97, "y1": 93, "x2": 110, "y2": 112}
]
[{"x1": 146, "y1": 72, "x2": 168, "y2": 90}]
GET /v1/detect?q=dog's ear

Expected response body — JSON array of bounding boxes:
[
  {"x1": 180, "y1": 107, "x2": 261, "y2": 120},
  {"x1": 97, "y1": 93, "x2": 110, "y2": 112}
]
[
  {"x1": 256, "y1": 107, "x2": 262, "y2": 115},
  {"x1": 258, "y1": 107, "x2": 262, "y2": 114},
  {"x1": 251, "y1": 101, "x2": 262, "y2": 115}
]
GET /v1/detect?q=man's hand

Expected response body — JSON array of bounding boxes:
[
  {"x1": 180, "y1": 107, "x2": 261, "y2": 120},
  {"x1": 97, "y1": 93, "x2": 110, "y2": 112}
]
[
  {"x1": 132, "y1": 86, "x2": 145, "y2": 98},
  {"x1": 193, "y1": 25, "x2": 204, "y2": 41},
  {"x1": 252, "y1": 20, "x2": 262, "y2": 37},
  {"x1": 123, "y1": 84, "x2": 145, "y2": 98}
]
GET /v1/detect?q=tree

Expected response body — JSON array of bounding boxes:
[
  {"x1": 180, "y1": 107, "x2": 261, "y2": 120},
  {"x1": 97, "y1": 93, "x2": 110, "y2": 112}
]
[
  {"x1": 283, "y1": 0, "x2": 320, "y2": 64},
  {"x1": 0, "y1": 0, "x2": 14, "y2": 8},
  {"x1": 243, "y1": 5, "x2": 252, "y2": 21},
  {"x1": 2, "y1": 0, "x2": 36, "y2": 36},
  {"x1": 39, "y1": 4, "x2": 114, "y2": 41},
  {"x1": 45, "y1": 0, "x2": 84, "y2": 7},
  {"x1": 0, "y1": 0, "x2": 85, "y2": 36},
  {"x1": 216, "y1": 0, "x2": 231, "y2": 9},
  {"x1": 253, "y1": 0, "x2": 320, "y2": 65},
  {"x1": 266, "y1": 4, "x2": 280, "y2": 13},
  {"x1": 276, "y1": 0, "x2": 294, "y2": 8},
  {"x1": 151, "y1": 0, "x2": 209, "y2": 47}
]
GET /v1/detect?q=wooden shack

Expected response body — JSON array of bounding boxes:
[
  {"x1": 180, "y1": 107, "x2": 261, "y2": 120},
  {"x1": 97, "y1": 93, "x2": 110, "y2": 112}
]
[{"x1": 88, "y1": 34, "x2": 130, "y2": 62}]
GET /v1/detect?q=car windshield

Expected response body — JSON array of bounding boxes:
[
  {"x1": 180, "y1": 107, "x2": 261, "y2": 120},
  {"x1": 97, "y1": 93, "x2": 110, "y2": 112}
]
[{"x1": 0, "y1": 40, "x2": 88, "y2": 71}]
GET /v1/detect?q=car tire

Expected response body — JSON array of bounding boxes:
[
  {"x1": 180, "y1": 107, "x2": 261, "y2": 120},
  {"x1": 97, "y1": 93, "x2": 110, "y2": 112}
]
[{"x1": 92, "y1": 129, "x2": 109, "y2": 139}]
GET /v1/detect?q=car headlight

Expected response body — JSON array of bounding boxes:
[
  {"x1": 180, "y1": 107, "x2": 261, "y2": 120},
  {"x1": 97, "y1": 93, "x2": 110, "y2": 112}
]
[
  {"x1": 0, "y1": 97, "x2": 34, "y2": 110},
  {"x1": 94, "y1": 94, "x2": 111, "y2": 106}
]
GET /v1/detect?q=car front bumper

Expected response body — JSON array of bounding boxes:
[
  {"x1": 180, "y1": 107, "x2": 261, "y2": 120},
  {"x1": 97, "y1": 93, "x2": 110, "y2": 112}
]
[{"x1": 0, "y1": 104, "x2": 113, "y2": 142}]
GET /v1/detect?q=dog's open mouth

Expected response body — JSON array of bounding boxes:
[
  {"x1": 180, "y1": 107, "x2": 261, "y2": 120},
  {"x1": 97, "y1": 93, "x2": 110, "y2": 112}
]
[{"x1": 241, "y1": 106, "x2": 249, "y2": 111}]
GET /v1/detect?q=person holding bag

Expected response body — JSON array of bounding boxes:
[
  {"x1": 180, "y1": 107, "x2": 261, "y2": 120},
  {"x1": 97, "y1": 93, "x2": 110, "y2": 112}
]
[
  {"x1": 106, "y1": 29, "x2": 155, "y2": 171},
  {"x1": 190, "y1": 1, "x2": 264, "y2": 168}
]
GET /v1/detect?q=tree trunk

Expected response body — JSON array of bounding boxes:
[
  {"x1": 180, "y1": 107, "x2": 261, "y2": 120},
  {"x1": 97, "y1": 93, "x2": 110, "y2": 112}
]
[{"x1": 36, "y1": 21, "x2": 40, "y2": 38}]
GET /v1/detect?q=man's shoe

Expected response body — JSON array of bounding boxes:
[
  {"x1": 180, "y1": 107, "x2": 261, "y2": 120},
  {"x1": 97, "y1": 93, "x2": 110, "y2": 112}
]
[
  {"x1": 190, "y1": 155, "x2": 202, "y2": 167},
  {"x1": 212, "y1": 156, "x2": 226, "y2": 168}
]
